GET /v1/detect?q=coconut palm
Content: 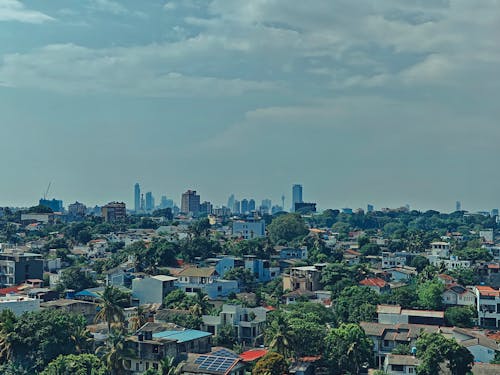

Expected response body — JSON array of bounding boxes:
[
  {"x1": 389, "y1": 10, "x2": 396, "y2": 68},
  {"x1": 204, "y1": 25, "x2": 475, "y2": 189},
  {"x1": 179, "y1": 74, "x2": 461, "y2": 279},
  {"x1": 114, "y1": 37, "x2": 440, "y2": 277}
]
[
  {"x1": 129, "y1": 306, "x2": 147, "y2": 332},
  {"x1": 96, "y1": 330, "x2": 134, "y2": 375},
  {"x1": 70, "y1": 325, "x2": 94, "y2": 354},
  {"x1": 265, "y1": 313, "x2": 292, "y2": 358},
  {"x1": 159, "y1": 356, "x2": 183, "y2": 375},
  {"x1": 95, "y1": 286, "x2": 129, "y2": 332},
  {"x1": 0, "y1": 309, "x2": 16, "y2": 362}
]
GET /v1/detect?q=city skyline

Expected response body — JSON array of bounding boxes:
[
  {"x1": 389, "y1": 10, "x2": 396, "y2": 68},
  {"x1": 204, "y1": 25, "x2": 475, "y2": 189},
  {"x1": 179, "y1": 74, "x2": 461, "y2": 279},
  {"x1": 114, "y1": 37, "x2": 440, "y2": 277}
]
[{"x1": 1, "y1": 1, "x2": 499, "y2": 212}]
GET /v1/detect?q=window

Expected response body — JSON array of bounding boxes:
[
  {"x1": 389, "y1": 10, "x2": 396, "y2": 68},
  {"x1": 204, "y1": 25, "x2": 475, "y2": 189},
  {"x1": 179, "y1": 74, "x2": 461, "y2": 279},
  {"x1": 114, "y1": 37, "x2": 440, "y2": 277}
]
[
  {"x1": 409, "y1": 367, "x2": 414, "y2": 373},
  {"x1": 391, "y1": 364, "x2": 404, "y2": 372}
]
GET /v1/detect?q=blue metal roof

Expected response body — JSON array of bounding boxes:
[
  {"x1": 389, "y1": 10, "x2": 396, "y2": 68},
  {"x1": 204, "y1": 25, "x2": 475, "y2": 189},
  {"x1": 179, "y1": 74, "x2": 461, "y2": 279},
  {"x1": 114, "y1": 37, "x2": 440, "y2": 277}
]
[{"x1": 152, "y1": 329, "x2": 211, "y2": 343}]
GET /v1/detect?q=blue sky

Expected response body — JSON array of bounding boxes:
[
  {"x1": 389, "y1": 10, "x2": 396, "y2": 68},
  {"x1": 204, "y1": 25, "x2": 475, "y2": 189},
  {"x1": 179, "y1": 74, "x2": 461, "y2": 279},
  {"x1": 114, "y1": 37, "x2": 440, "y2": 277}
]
[{"x1": 1, "y1": 0, "x2": 499, "y2": 212}]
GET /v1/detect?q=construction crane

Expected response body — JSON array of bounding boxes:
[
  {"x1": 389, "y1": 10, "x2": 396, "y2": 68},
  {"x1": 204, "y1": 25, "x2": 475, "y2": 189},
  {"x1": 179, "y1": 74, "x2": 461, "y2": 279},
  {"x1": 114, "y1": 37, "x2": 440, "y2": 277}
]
[{"x1": 43, "y1": 182, "x2": 51, "y2": 200}]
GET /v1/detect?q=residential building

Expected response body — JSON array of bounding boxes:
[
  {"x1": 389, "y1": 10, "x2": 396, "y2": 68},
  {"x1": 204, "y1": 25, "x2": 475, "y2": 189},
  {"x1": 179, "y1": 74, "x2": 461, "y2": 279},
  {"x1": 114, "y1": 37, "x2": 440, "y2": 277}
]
[
  {"x1": 241, "y1": 199, "x2": 249, "y2": 214},
  {"x1": 382, "y1": 252, "x2": 412, "y2": 269},
  {"x1": 145, "y1": 192, "x2": 155, "y2": 211},
  {"x1": 384, "y1": 354, "x2": 418, "y2": 375},
  {"x1": 248, "y1": 199, "x2": 256, "y2": 212},
  {"x1": 202, "y1": 304, "x2": 268, "y2": 345},
  {"x1": 386, "y1": 267, "x2": 418, "y2": 282},
  {"x1": 39, "y1": 198, "x2": 63, "y2": 212},
  {"x1": 20, "y1": 213, "x2": 54, "y2": 224},
  {"x1": 200, "y1": 201, "x2": 213, "y2": 215},
  {"x1": 232, "y1": 219, "x2": 265, "y2": 239},
  {"x1": 68, "y1": 201, "x2": 86, "y2": 218},
  {"x1": 377, "y1": 305, "x2": 445, "y2": 326},
  {"x1": 442, "y1": 284, "x2": 476, "y2": 307},
  {"x1": 134, "y1": 183, "x2": 141, "y2": 212},
  {"x1": 244, "y1": 256, "x2": 279, "y2": 283},
  {"x1": 0, "y1": 295, "x2": 40, "y2": 316},
  {"x1": 175, "y1": 267, "x2": 239, "y2": 299},
  {"x1": 277, "y1": 246, "x2": 308, "y2": 260},
  {"x1": 359, "y1": 278, "x2": 390, "y2": 294},
  {"x1": 431, "y1": 256, "x2": 471, "y2": 271},
  {"x1": 480, "y1": 229, "x2": 494, "y2": 243},
  {"x1": 474, "y1": 286, "x2": 500, "y2": 328},
  {"x1": 181, "y1": 190, "x2": 201, "y2": 215},
  {"x1": 282, "y1": 264, "x2": 326, "y2": 293},
  {"x1": 132, "y1": 275, "x2": 178, "y2": 305},
  {"x1": 0, "y1": 252, "x2": 44, "y2": 287},
  {"x1": 180, "y1": 348, "x2": 245, "y2": 375},
  {"x1": 101, "y1": 202, "x2": 126, "y2": 223},
  {"x1": 292, "y1": 184, "x2": 303, "y2": 212},
  {"x1": 40, "y1": 299, "x2": 97, "y2": 323}
]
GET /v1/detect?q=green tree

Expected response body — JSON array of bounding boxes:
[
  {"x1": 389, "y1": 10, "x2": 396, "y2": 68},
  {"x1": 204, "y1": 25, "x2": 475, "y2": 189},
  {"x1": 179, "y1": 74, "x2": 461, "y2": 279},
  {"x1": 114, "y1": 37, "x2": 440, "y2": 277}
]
[
  {"x1": 392, "y1": 344, "x2": 411, "y2": 355},
  {"x1": 444, "y1": 306, "x2": 475, "y2": 328},
  {"x1": 417, "y1": 279, "x2": 445, "y2": 310},
  {"x1": 324, "y1": 323, "x2": 373, "y2": 375},
  {"x1": 41, "y1": 354, "x2": 107, "y2": 375},
  {"x1": 212, "y1": 325, "x2": 237, "y2": 348},
  {"x1": 0, "y1": 309, "x2": 16, "y2": 362},
  {"x1": 159, "y1": 356, "x2": 182, "y2": 375},
  {"x1": 267, "y1": 213, "x2": 308, "y2": 244},
  {"x1": 288, "y1": 314, "x2": 326, "y2": 357},
  {"x1": 382, "y1": 285, "x2": 417, "y2": 309},
  {"x1": 252, "y1": 352, "x2": 288, "y2": 375},
  {"x1": 95, "y1": 330, "x2": 134, "y2": 375},
  {"x1": 224, "y1": 267, "x2": 256, "y2": 291},
  {"x1": 359, "y1": 243, "x2": 381, "y2": 256},
  {"x1": 59, "y1": 267, "x2": 97, "y2": 292},
  {"x1": 95, "y1": 286, "x2": 129, "y2": 331},
  {"x1": 410, "y1": 255, "x2": 430, "y2": 273},
  {"x1": 265, "y1": 313, "x2": 293, "y2": 357},
  {"x1": 335, "y1": 286, "x2": 379, "y2": 323}
]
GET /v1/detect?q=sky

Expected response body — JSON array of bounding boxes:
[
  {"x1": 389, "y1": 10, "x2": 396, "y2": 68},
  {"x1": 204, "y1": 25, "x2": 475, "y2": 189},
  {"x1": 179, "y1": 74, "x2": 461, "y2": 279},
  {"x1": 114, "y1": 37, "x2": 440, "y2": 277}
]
[{"x1": 0, "y1": 0, "x2": 499, "y2": 212}]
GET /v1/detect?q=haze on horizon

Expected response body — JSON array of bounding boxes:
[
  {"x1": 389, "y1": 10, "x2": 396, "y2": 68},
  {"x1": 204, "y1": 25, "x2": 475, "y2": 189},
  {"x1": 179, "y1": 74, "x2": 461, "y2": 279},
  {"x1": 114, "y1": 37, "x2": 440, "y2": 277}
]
[{"x1": 0, "y1": 0, "x2": 499, "y2": 213}]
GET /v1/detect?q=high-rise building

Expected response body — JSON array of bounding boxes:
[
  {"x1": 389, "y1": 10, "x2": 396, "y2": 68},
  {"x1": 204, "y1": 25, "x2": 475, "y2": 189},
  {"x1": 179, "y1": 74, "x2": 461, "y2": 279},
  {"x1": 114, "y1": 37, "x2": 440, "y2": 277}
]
[
  {"x1": 227, "y1": 194, "x2": 235, "y2": 211},
  {"x1": 102, "y1": 202, "x2": 126, "y2": 223},
  {"x1": 233, "y1": 200, "x2": 241, "y2": 214},
  {"x1": 134, "y1": 183, "x2": 141, "y2": 212},
  {"x1": 367, "y1": 204, "x2": 374, "y2": 213},
  {"x1": 181, "y1": 190, "x2": 200, "y2": 215},
  {"x1": 68, "y1": 201, "x2": 87, "y2": 218},
  {"x1": 292, "y1": 184, "x2": 303, "y2": 212},
  {"x1": 456, "y1": 201, "x2": 462, "y2": 212},
  {"x1": 145, "y1": 192, "x2": 155, "y2": 211},
  {"x1": 241, "y1": 199, "x2": 249, "y2": 214},
  {"x1": 140, "y1": 194, "x2": 145, "y2": 211},
  {"x1": 248, "y1": 199, "x2": 256, "y2": 212},
  {"x1": 200, "y1": 201, "x2": 213, "y2": 215},
  {"x1": 260, "y1": 199, "x2": 272, "y2": 215},
  {"x1": 39, "y1": 198, "x2": 64, "y2": 212}
]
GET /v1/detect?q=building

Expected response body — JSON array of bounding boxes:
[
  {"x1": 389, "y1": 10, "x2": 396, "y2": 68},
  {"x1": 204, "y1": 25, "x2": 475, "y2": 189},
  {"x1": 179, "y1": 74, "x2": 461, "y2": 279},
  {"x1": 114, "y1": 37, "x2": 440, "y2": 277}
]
[
  {"x1": 40, "y1": 299, "x2": 97, "y2": 323},
  {"x1": 277, "y1": 246, "x2": 308, "y2": 260},
  {"x1": 200, "y1": 201, "x2": 213, "y2": 215},
  {"x1": 382, "y1": 252, "x2": 411, "y2": 269},
  {"x1": 101, "y1": 202, "x2": 126, "y2": 223},
  {"x1": 227, "y1": 194, "x2": 235, "y2": 212},
  {"x1": 180, "y1": 348, "x2": 245, "y2": 375},
  {"x1": 39, "y1": 198, "x2": 63, "y2": 212},
  {"x1": 145, "y1": 192, "x2": 155, "y2": 211},
  {"x1": 456, "y1": 201, "x2": 462, "y2": 212},
  {"x1": 68, "y1": 201, "x2": 87, "y2": 218},
  {"x1": 292, "y1": 184, "x2": 303, "y2": 212},
  {"x1": 232, "y1": 200, "x2": 241, "y2": 215},
  {"x1": 20, "y1": 213, "x2": 54, "y2": 224},
  {"x1": 132, "y1": 275, "x2": 178, "y2": 305},
  {"x1": 134, "y1": 183, "x2": 141, "y2": 212},
  {"x1": 384, "y1": 354, "x2": 419, "y2": 375},
  {"x1": 0, "y1": 295, "x2": 40, "y2": 316},
  {"x1": 202, "y1": 304, "x2": 268, "y2": 345},
  {"x1": 359, "y1": 278, "x2": 390, "y2": 294},
  {"x1": 232, "y1": 219, "x2": 266, "y2": 240},
  {"x1": 241, "y1": 199, "x2": 249, "y2": 214},
  {"x1": 0, "y1": 253, "x2": 44, "y2": 287},
  {"x1": 474, "y1": 286, "x2": 500, "y2": 328},
  {"x1": 248, "y1": 199, "x2": 256, "y2": 212},
  {"x1": 442, "y1": 284, "x2": 476, "y2": 307},
  {"x1": 367, "y1": 204, "x2": 374, "y2": 213},
  {"x1": 181, "y1": 190, "x2": 201, "y2": 215},
  {"x1": 282, "y1": 264, "x2": 326, "y2": 293},
  {"x1": 294, "y1": 202, "x2": 316, "y2": 213},
  {"x1": 175, "y1": 267, "x2": 239, "y2": 299},
  {"x1": 377, "y1": 305, "x2": 445, "y2": 326},
  {"x1": 480, "y1": 229, "x2": 494, "y2": 243},
  {"x1": 260, "y1": 199, "x2": 271, "y2": 214},
  {"x1": 244, "y1": 256, "x2": 280, "y2": 283}
]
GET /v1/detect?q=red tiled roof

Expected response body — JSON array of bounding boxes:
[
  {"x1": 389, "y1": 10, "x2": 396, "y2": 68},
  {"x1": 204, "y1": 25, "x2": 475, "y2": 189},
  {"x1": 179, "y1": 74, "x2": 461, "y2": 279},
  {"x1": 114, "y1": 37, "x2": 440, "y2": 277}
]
[
  {"x1": 240, "y1": 349, "x2": 268, "y2": 362},
  {"x1": 360, "y1": 277, "x2": 387, "y2": 288},
  {"x1": 475, "y1": 286, "x2": 500, "y2": 297},
  {"x1": 438, "y1": 274, "x2": 455, "y2": 281},
  {"x1": 0, "y1": 286, "x2": 22, "y2": 295},
  {"x1": 487, "y1": 264, "x2": 499, "y2": 269}
]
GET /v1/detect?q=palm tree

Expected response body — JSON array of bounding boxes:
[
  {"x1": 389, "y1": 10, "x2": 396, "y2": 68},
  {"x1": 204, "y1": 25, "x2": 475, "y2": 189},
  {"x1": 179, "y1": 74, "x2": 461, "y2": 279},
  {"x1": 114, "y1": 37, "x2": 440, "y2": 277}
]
[
  {"x1": 129, "y1": 306, "x2": 147, "y2": 333},
  {"x1": 95, "y1": 286, "x2": 129, "y2": 332},
  {"x1": 159, "y1": 356, "x2": 183, "y2": 375},
  {"x1": 265, "y1": 313, "x2": 292, "y2": 358},
  {"x1": 70, "y1": 325, "x2": 93, "y2": 354},
  {"x1": 96, "y1": 330, "x2": 135, "y2": 375},
  {"x1": 0, "y1": 310, "x2": 16, "y2": 362}
]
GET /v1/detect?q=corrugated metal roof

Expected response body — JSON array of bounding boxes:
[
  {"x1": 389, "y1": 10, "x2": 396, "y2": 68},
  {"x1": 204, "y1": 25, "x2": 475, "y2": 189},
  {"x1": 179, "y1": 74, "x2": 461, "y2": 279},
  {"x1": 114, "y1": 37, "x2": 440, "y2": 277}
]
[{"x1": 153, "y1": 329, "x2": 212, "y2": 343}]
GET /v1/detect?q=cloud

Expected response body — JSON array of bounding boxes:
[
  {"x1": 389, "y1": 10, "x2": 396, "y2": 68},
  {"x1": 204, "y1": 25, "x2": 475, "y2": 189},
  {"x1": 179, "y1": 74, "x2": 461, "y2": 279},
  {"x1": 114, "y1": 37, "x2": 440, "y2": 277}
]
[
  {"x1": 0, "y1": 0, "x2": 54, "y2": 23},
  {"x1": 87, "y1": 0, "x2": 128, "y2": 15}
]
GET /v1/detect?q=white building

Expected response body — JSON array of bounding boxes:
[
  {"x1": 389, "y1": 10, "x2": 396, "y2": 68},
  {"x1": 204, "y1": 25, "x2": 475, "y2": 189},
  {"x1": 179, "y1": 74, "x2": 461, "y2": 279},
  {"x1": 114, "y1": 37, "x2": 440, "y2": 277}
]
[
  {"x1": 232, "y1": 220, "x2": 265, "y2": 240},
  {"x1": 442, "y1": 285, "x2": 476, "y2": 307},
  {"x1": 474, "y1": 286, "x2": 500, "y2": 328},
  {"x1": 384, "y1": 354, "x2": 418, "y2": 375},
  {"x1": 431, "y1": 256, "x2": 471, "y2": 271},
  {"x1": 382, "y1": 252, "x2": 407, "y2": 269},
  {"x1": 132, "y1": 275, "x2": 177, "y2": 305},
  {"x1": 0, "y1": 295, "x2": 40, "y2": 316}
]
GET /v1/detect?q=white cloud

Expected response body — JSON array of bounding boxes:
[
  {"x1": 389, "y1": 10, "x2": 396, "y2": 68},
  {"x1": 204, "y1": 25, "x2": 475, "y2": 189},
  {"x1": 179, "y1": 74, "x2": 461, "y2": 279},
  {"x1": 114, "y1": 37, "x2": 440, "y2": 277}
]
[
  {"x1": 87, "y1": 0, "x2": 128, "y2": 15},
  {"x1": 0, "y1": 0, "x2": 54, "y2": 23}
]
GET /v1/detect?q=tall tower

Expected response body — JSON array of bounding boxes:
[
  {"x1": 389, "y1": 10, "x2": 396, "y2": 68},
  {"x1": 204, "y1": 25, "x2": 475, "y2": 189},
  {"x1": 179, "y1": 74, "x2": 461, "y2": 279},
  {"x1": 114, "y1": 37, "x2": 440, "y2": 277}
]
[
  {"x1": 456, "y1": 201, "x2": 461, "y2": 212},
  {"x1": 281, "y1": 194, "x2": 285, "y2": 210},
  {"x1": 134, "y1": 183, "x2": 140, "y2": 212},
  {"x1": 292, "y1": 184, "x2": 303, "y2": 212},
  {"x1": 181, "y1": 190, "x2": 201, "y2": 215}
]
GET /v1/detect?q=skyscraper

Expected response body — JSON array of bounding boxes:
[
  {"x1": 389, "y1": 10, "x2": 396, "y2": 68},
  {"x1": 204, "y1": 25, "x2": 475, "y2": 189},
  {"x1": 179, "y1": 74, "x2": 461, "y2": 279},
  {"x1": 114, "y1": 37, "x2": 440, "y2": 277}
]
[
  {"x1": 248, "y1": 199, "x2": 256, "y2": 212},
  {"x1": 241, "y1": 199, "x2": 249, "y2": 214},
  {"x1": 145, "y1": 192, "x2": 155, "y2": 211},
  {"x1": 134, "y1": 183, "x2": 140, "y2": 212},
  {"x1": 181, "y1": 190, "x2": 201, "y2": 215},
  {"x1": 233, "y1": 200, "x2": 241, "y2": 214},
  {"x1": 456, "y1": 201, "x2": 462, "y2": 212},
  {"x1": 227, "y1": 194, "x2": 235, "y2": 211},
  {"x1": 292, "y1": 184, "x2": 303, "y2": 212}
]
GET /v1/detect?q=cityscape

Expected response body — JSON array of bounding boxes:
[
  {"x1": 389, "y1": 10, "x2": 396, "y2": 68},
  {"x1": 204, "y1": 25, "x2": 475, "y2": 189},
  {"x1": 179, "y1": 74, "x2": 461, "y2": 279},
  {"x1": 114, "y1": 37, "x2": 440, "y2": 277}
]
[{"x1": 1, "y1": 1, "x2": 500, "y2": 375}]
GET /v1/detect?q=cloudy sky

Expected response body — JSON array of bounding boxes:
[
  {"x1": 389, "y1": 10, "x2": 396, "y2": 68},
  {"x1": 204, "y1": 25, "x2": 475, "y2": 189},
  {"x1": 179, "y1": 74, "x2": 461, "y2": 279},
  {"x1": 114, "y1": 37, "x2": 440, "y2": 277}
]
[{"x1": 0, "y1": 0, "x2": 499, "y2": 212}]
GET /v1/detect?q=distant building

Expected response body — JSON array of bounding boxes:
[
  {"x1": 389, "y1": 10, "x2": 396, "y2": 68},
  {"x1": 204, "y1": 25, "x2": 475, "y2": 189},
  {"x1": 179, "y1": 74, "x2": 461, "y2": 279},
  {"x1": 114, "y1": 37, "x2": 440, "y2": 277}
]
[
  {"x1": 39, "y1": 198, "x2": 63, "y2": 212},
  {"x1": 456, "y1": 201, "x2": 462, "y2": 212},
  {"x1": 134, "y1": 183, "x2": 141, "y2": 212},
  {"x1": 0, "y1": 295, "x2": 40, "y2": 316},
  {"x1": 260, "y1": 199, "x2": 271, "y2": 215},
  {"x1": 292, "y1": 184, "x2": 303, "y2": 212},
  {"x1": 181, "y1": 190, "x2": 200, "y2": 215},
  {"x1": 241, "y1": 199, "x2": 249, "y2": 214},
  {"x1": 68, "y1": 201, "x2": 86, "y2": 218},
  {"x1": 132, "y1": 275, "x2": 177, "y2": 305},
  {"x1": 232, "y1": 219, "x2": 266, "y2": 239},
  {"x1": 342, "y1": 208, "x2": 353, "y2": 214},
  {"x1": 0, "y1": 253, "x2": 44, "y2": 287},
  {"x1": 20, "y1": 213, "x2": 54, "y2": 224},
  {"x1": 175, "y1": 267, "x2": 239, "y2": 299},
  {"x1": 367, "y1": 204, "x2": 374, "y2": 213},
  {"x1": 145, "y1": 192, "x2": 155, "y2": 211},
  {"x1": 282, "y1": 264, "x2": 326, "y2": 293},
  {"x1": 480, "y1": 229, "x2": 494, "y2": 243},
  {"x1": 227, "y1": 194, "x2": 235, "y2": 211},
  {"x1": 294, "y1": 202, "x2": 316, "y2": 213},
  {"x1": 200, "y1": 201, "x2": 213, "y2": 215},
  {"x1": 102, "y1": 202, "x2": 127, "y2": 223},
  {"x1": 248, "y1": 199, "x2": 256, "y2": 212},
  {"x1": 232, "y1": 200, "x2": 241, "y2": 215}
]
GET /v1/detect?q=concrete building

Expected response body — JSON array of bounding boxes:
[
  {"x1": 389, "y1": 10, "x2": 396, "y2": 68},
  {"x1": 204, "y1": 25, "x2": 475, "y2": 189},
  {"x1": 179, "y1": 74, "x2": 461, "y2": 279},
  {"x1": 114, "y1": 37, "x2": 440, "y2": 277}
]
[
  {"x1": 181, "y1": 190, "x2": 201, "y2": 215},
  {"x1": 134, "y1": 183, "x2": 141, "y2": 212},
  {"x1": 145, "y1": 192, "x2": 155, "y2": 211},
  {"x1": 20, "y1": 213, "x2": 54, "y2": 224},
  {"x1": 0, "y1": 295, "x2": 40, "y2": 316},
  {"x1": 382, "y1": 252, "x2": 412, "y2": 269},
  {"x1": 277, "y1": 246, "x2": 308, "y2": 260},
  {"x1": 384, "y1": 354, "x2": 419, "y2": 375},
  {"x1": 282, "y1": 264, "x2": 326, "y2": 293},
  {"x1": 292, "y1": 184, "x2": 303, "y2": 212},
  {"x1": 359, "y1": 278, "x2": 390, "y2": 294},
  {"x1": 175, "y1": 267, "x2": 239, "y2": 299},
  {"x1": 0, "y1": 253, "x2": 44, "y2": 287},
  {"x1": 132, "y1": 275, "x2": 178, "y2": 305},
  {"x1": 241, "y1": 199, "x2": 249, "y2": 214},
  {"x1": 68, "y1": 201, "x2": 87, "y2": 218},
  {"x1": 39, "y1": 198, "x2": 63, "y2": 212},
  {"x1": 102, "y1": 202, "x2": 126, "y2": 223},
  {"x1": 232, "y1": 219, "x2": 265, "y2": 239},
  {"x1": 244, "y1": 256, "x2": 279, "y2": 283},
  {"x1": 474, "y1": 285, "x2": 500, "y2": 328},
  {"x1": 442, "y1": 285, "x2": 476, "y2": 307},
  {"x1": 202, "y1": 304, "x2": 268, "y2": 345},
  {"x1": 377, "y1": 305, "x2": 445, "y2": 326}
]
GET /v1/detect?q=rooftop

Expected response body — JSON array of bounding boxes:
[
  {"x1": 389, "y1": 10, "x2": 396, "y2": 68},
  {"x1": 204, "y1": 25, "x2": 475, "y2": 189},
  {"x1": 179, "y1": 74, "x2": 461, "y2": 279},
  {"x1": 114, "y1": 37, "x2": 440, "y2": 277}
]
[
  {"x1": 386, "y1": 354, "x2": 419, "y2": 366},
  {"x1": 177, "y1": 267, "x2": 218, "y2": 278},
  {"x1": 153, "y1": 329, "x2": 212, "y2": 343}
]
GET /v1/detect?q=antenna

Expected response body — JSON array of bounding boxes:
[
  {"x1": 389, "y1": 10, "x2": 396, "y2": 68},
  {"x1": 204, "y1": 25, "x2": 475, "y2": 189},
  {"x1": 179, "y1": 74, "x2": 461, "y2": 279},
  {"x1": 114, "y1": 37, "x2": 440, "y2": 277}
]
[{"x1": 43, "y1": 182, "x2": 52, "y2": 200}]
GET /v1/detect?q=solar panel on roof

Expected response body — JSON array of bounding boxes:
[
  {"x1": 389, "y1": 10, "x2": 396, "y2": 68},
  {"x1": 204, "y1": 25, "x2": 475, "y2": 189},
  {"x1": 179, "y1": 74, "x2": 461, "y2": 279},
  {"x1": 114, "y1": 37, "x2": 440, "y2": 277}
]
[{"x1": 212, "y1": 349, "x2": 239, "y2": 358}]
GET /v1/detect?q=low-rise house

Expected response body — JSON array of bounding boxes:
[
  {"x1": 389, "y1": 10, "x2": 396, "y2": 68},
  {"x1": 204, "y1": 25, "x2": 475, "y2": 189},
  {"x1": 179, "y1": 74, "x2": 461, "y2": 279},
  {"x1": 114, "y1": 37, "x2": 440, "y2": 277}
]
[
  {"x1": 431, "y1": 256, "x2": 472, "y2": 271},
  {"x1": 360, "y1": 278, "x2": 390, "y2": 294},
  {"x1": 232, "y1": 219, "x2": 265, "y2": 239},
  {"x1": 442, "y1": 284, "x2": 476, "y2": 307},
  {"x1": 377, "y1": 305, "x2": 445, "y2": 326},
  {"x1": 383, "y1": 354, "x2": 419, "y2": 375},
  {"x1": 244, "y1": 256, "x2": 280, "y2": 283},
  {"x1": 277, "y1": 246, "x2": 308, "y2": 260},
  {"x1": 282, "y1": 264, "x2": 326, "y2": 293},
  {"x1": 180, "y1": 347, "x2": 245, "y2": 375},
  {"x1": 175, "y1": 267, "x2": 239, "y2": 299},
  {"x1": 202, "y1": 304, "x2": 267, "y2": 345},
  {"x1": 132, "y1": 275, "x2": 177, "y2": 306},
  {"x1": 0, "y1": 295, "x2": 40, "y2": 316},
  {"x1": 382, "y1": 252, "x2": 413, "y2": 269},
  {"x1": 105, "y1": 260, "x2": 136, "y2": 287},
  {"x1": 40, "y1": 298, "x2": 98, "y2": 323},
  {"x1": 343, "y1": 249, "x2": 361, "y2": 265},
  {"x1": 386, "y1": 267, "x2": 417, "y2": 282},
  {"x1": 473, "y1": 285, "x2": 500, "y2": 328}
]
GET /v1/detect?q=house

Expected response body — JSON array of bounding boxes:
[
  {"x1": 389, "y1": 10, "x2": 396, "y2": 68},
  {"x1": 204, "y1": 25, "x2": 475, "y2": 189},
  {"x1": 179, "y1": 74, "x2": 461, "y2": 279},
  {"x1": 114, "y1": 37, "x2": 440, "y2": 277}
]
[
  {"x1": 383, "y1": 354, "x2": 419, "y2": 375},
  {"x1": 377, "y1": 305, "x2": 445, "y2": 326},
  {"x1": 277, "y1": 246, "x2": 308, "y2": 260},
  {"x1": 282, "y1": 264, "x2": 326, "y2": 293},
  {"x1": 232, "y1": 219, "x2": 265, "y2": 240},
  {"x1": 244, "y1": 256, "x2": 280, "y2": 283},
  {"x1": 0, "y1": 295, "x2": 40, "y2": 316},
  {"x1": 180, "y1": 347, "x2": 245, "y2": 375},
  {"x1": 473, "y1": 286, "x2": 500, "y2": 328},
  {"x1": 40, "y1": 298, "x2": 98, "y2": 323},
  {"x1": 343, "y1": 249, "x2": 361, "y2": 265},
  {"x1": 360, "y1": 278, "x2": 390, "y2": 294},
  {"x1": 202, "y1": 304, "x2": 267, "y2": 345},
  {"x1": 0, "y1": 252, "x2": 44, "y2": 287},
  {"x1": 386, "y1": 267, "x2": 417, "y2": 282},
  {"x1": 126, "y1": 322, "x2": 212, "y2": 374},
  {"x1": 175, "y1": 267, "x2": 239, "y2": 299},
  {"x1": 431, "y1": 256, "x2": 472, "y2": 271},
  {"x1": 105, "y1": 259, "x2": 136, "y2": 287},
  {"x1": 442, "y1": 284, "x2": 476, "y2": 307},
  {"x1": 132, "y1": 275, "x2": 178, "y2": 305},
  {"x1": 382, "y1": 252, "x2": 413, "y2": 269}
]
